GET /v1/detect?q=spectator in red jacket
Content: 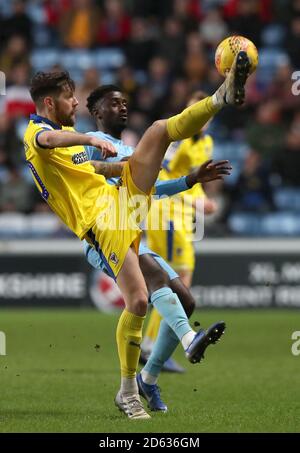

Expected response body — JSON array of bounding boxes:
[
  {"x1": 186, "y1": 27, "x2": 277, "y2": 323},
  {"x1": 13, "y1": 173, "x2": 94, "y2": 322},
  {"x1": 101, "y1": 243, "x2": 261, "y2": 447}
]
[{"x1": 97, "y1": 0, "x2": 131, "y2": 46}]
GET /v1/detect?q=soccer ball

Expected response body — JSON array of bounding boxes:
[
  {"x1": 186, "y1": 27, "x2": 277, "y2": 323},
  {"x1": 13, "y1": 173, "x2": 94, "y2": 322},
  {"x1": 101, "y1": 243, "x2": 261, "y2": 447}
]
[{"x1": 215, "y1": 35, "x2": 258, "y2": 77}]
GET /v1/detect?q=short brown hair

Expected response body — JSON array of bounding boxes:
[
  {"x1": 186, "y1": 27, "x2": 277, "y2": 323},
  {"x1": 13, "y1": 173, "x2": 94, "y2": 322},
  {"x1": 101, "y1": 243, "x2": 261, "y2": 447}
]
[{"x1": 30, "y1": 71, "x2": 75, "y2": 105}]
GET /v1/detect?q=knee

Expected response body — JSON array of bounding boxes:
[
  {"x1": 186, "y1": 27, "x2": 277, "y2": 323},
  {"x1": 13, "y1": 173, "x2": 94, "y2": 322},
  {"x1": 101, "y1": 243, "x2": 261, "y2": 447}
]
[
  {"x1": 151, "y1": 120, "x2": 169, "y2": 142},
  {"x1": 131, "y1": 289, "x2": 149, "y2": 317},
  {"x1": 147, "y1": 268, "x2": 170, "y2": 294}
]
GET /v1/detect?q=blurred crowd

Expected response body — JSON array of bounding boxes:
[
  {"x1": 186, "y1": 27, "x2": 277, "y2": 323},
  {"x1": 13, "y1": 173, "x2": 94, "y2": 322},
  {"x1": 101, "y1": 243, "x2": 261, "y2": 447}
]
[{"x1": 1, "y1": 0, "x2": 300, "y2": 237}]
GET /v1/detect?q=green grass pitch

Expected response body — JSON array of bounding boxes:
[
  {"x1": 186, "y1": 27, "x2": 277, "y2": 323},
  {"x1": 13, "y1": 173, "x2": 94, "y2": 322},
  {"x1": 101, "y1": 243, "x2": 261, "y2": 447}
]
[{"x1": 0, "y1": 308, "x2": 299, "y2": 433}]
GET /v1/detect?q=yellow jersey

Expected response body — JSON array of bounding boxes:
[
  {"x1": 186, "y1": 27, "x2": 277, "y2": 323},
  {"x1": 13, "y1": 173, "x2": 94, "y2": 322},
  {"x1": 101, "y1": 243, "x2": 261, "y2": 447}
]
[
  {"x1": 161, "y1": 133, "x2": 213, "y2": 194},
  {"x1": 147, "y1": 134, "x2": 214, "y2": 232},
  {"x1": 146, "y1": 134, "x2": 214, "y2": 270},
  {"x1": 24, "y1": 114, "x2": 108, "y2": 239}
]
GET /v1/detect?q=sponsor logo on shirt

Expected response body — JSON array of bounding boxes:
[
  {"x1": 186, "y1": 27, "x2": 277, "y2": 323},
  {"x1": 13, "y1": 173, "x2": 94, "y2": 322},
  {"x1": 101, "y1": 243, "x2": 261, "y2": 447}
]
[{"x1": 72, "y1": 151, "x2": 89, "y2": 165}]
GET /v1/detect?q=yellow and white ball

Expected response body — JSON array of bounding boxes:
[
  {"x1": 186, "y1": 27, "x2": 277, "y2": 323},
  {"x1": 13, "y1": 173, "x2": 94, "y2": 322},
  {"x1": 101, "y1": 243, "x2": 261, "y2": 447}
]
[{"x1": 215, "y1": 35, "x2": 259, "y2": 77}]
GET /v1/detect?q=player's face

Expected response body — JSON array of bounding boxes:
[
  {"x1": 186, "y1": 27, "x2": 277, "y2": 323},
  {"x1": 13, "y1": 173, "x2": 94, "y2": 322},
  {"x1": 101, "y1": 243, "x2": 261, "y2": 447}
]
[
  {"x1": 99, "y1": 91, "x2": 128, "y2": 133},
  {"x1": 54, "y1": 86, "x2": 78, "y2": 127}
]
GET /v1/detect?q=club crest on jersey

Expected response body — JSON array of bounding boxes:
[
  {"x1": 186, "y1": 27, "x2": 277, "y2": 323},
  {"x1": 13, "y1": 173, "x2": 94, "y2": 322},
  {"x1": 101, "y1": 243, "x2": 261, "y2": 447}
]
[
  {"x1": 109, "y1": 253, "x2": 119, "y2": 265},
  {"x1": 72, "y1": 151, "x2": 88, "y2": 165}
]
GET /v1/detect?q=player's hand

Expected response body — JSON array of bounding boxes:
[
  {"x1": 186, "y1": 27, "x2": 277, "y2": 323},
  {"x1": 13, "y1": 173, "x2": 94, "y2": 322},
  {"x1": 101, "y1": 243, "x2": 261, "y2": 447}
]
[
  {"x1": 89, "y1": 137, "x2": 117, "y2": 159},
  {"x1": 186, "y1": 160, "x2": 232, "y2": 186}
]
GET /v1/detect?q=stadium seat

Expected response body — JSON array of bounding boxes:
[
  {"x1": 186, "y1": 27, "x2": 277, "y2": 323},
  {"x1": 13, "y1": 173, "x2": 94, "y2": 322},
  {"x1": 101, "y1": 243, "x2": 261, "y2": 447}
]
[
  {"x1": 31, "y1": 48, "x2": 125, "y2": 73},
  {"x1": 261, "y1": 24, "x2": 286, "y2": 48},
  {"x1": 92, "y1": 49, "x2": 125, "y2": 70},
  {"x1": 256, "y1": 48, "x2": 290, "y2": 86},
  {"x1": 261, "y1": 212, "x2": 300, "y2": 236},
  {"x1": 228, "y1": 212, "x2": 261, "y2": 236},
  {"x1": 229, "y1": 211, "x2": 300, "y2": 236},
  {"x1": 213, "y1": 141, "x2": 248, "y2": 162},
  {"x1": 0, "y1": 213, "x2": 28, "y2": 238},
  {"x1": 31, "y1": 48, "x2": 59, "y2": 71},
  {"x1": 274, "y1": 187, "x2": 300, "y2": 212},
  {"x1": 212, "y1": 141, "x2": 247, "y2": 185},
  {"x1": 0, "y1": 212, "x2": 71, "y2": 239},
  {"x1": 28, "y1": 213, "x2": 68, "y2": 238}
]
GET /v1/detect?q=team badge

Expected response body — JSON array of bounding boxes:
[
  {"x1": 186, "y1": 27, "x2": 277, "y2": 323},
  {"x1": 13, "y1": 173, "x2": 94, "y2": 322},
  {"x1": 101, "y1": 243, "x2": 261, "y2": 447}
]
[{"x1": 109, "y1": 253, "x2": 119, "y2": 264}]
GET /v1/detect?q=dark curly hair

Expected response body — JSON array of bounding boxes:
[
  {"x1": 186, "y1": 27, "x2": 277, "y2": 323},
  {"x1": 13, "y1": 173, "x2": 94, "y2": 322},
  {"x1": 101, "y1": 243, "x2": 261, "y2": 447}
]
[
  {"x1": 86, "y1": 84, "x2": 121, "y2": 116},
  {"x1": 30, "y1": 71, "x2": 75, "y2": 105}
]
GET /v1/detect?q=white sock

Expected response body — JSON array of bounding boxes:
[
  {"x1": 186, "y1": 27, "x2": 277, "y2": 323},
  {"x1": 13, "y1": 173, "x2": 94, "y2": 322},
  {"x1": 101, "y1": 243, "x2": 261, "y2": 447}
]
[
  {"x1": 120, "y1": 377, "x2": 138, "y2": 395},
  {"x1": 141, "y1": 369, "x2": 158, "y2": 385},
  {"x1": 181, "y1": 330, "x2": 196, "y2": 351},
  {"x1": 212, "y1": 90, "x2": 225, "y2": 109}
]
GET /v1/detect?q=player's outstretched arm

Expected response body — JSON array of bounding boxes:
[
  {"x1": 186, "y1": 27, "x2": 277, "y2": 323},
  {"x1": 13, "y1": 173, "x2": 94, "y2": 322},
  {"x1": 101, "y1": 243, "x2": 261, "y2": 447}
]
[
  {"x1": 90, "y1": 160, "x2": 126, "y2": 178},
  {"x1": 186, "y1": 159, "x2": 232, "y2": 186},
  {"x1": 37, "y1": 130, "x2": 117, "y2": 158},
  {"x1": 153, "y1": 160, "x2": 231, "y2": 198},
  {"x1": 153, "y1": 159, "x2": 231, "y2": 198}
]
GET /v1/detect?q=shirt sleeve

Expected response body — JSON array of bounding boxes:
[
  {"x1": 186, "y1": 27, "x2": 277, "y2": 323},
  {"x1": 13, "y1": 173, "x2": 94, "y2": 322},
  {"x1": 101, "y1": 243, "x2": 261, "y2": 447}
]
[
  {"x1": 154, "y1": 176, "x2": 189, "y2": 197},
  {"x1": 85, "y1": 132, "x2": 105, "y2": 161},
  {"x1": 85, "y1": 144, "x2": 104, "y2": 161},
  {"x1": 32, "y1": 124, "x2": 53, "y2": 150}
]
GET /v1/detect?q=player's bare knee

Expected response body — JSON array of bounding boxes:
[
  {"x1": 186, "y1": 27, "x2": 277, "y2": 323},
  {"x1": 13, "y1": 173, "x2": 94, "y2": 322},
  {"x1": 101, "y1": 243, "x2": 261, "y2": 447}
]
[
  {"x1": 148, "y1": 267, "x2": 169, "y2": 293},
  {"x1": 150, "y1": 120, "x2": 169, "y2": 143},
  {"x1": 139, "y1": 254, "x2": 170, "y2": 293},
  {"x1": 131, "y1": 289, "x2": 148, "y2": 316}
]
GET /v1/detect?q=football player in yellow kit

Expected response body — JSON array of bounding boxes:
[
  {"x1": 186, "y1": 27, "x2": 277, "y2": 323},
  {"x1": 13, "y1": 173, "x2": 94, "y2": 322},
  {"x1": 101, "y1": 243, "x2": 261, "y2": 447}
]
[
  {"x1": 142, "y1": 92, "x2": 218, "y2": 371},
  {"x1": 24, "y1": 53, "x2": 250, "y2": 419}
]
